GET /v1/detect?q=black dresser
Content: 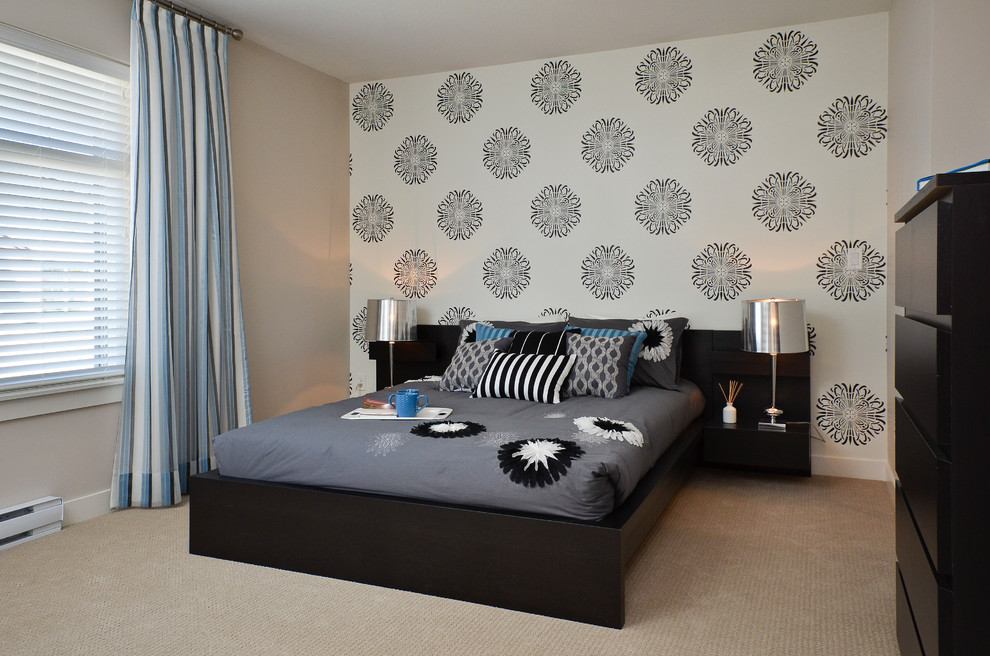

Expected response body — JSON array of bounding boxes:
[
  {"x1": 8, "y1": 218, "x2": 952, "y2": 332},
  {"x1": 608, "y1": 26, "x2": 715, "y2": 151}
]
[{"x1": 894, "y1": 172, "x2": 990, "y2": 655}]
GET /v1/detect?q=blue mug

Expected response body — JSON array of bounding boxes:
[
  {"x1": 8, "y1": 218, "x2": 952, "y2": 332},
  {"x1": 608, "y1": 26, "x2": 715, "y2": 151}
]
[{"x1": 388, "y1": 390, "x2": 428, "y2": 418}]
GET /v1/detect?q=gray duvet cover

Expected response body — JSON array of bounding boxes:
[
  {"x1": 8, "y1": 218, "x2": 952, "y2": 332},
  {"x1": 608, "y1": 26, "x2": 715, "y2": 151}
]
[{"x1": 213, "y1": 379, "x2": 704, "y2": 521}]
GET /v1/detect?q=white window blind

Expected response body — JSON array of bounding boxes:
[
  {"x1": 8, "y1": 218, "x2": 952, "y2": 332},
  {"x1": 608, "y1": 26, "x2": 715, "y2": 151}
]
[{"x1": 0, "y1": 31, "x2": 130, "y2": 395}]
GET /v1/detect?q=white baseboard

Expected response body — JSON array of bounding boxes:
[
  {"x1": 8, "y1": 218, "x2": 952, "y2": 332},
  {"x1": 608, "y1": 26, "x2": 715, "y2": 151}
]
[
  {"x1": 63, "y1": 489, "x2": 111, "y2": 526},
  {"x1": 811, "y1": 454, "x2": 890, "y2": 481}
]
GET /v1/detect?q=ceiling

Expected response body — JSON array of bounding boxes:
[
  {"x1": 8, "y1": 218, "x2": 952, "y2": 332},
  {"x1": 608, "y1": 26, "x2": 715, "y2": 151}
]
[{"x1": 181, "y1": 0, "x2": 890, "y2": 83}]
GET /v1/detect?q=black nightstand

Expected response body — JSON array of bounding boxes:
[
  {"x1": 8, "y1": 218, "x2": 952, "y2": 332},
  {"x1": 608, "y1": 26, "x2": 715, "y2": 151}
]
[{"x1": 703, "y1": 417, "x2": 811, "y2": 476}]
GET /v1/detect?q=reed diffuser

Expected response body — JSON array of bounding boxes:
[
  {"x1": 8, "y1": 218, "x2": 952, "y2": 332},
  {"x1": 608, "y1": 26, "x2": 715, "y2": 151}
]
[{"x1": 719, "y1": 380, "x2": 742, "y2": 424}]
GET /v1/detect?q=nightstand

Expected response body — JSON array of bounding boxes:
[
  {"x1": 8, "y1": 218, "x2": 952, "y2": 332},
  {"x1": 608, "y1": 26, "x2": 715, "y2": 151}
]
[{"x1": 703, "y1": 417, "x2": 811, "y2": 476}]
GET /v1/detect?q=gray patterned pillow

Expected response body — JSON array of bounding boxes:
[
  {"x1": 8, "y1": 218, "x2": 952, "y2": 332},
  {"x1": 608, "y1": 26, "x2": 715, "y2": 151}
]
[
  {"x1": 564, "y1": 333, "x2": 638, "y2": 399},
  {"x1": 439, "y1": 337, "x2": 511, "y2": 392}
]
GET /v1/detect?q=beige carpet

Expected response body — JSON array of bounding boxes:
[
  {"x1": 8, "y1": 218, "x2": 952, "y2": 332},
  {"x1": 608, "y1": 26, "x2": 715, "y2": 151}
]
[{"x1": 0, "y1": 469, "x2": 897, "y2": 656}]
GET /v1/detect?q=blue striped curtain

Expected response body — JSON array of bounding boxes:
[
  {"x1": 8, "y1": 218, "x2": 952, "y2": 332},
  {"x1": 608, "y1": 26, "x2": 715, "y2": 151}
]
[{"x1": 112, "y1": 0, "x2": 251, "y2": 508}]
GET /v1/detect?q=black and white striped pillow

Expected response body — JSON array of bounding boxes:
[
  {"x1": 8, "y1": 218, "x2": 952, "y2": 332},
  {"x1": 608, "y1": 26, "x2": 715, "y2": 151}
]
[
  {"x1": 471, "y1": 352, "x2": 576, "y2": 404},
  {"x1": 507, "y1": 328, "x2": 579, "y2": 356}
]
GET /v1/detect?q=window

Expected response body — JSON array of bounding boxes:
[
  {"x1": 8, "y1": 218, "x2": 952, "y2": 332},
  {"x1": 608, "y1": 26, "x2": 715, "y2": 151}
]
[{"x1": 0, "y1": 27, "x2": 130, "y2": 397}]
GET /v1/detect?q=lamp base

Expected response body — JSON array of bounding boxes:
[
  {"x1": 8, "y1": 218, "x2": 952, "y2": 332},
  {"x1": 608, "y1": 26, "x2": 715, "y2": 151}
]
[
  {"x1": 758, "y1": 420, "x2": 788, "y2": 431},
  {"x1": 760, "y1": 406, "x2": 785, "y2": 431}
]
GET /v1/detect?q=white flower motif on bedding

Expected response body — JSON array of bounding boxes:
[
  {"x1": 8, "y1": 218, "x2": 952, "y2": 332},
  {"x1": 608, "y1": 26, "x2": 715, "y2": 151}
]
[
  {"x1": 630, "y1": 319, "x2": 673, "y2": 362},
  {"x1": 573, "y1": 416, "x2": 644, "y2": 447},
  {"x1": 478, "y1": 431, "x2": 520, "y2": 448},
  {"x1": 369, "y1": 432, "x2": 407, "y2": 456},
  {"x1": 543, "y1": 412, "x2": 566, "y2": 419},
  {"x1": 497, "y1": 438, "x2": 585, "y2": 488},
  {"x1": 571, "y1": 430, "x2": 608, "y2": 446},
  {"x1": 411, "y1": 420, "x2": 486, "y2": 438}
]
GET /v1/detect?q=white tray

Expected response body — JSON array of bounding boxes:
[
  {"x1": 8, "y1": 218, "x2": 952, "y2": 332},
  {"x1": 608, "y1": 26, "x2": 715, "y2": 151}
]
[{"x1": 341, "y1": 407, "x2": 452, "y2": 421}]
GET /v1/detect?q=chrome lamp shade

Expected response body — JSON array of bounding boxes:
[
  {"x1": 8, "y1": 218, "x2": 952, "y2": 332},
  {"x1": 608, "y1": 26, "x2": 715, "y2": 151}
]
[
  {"x1": 366, "y1": 298, "x2": 417, "y2": 343},
  {"x1": 741, "y1": 299, "x2": 808, "y2": 430},
  {"x1": 366, "y1": 299, "x2": 417, "y2": 388}
]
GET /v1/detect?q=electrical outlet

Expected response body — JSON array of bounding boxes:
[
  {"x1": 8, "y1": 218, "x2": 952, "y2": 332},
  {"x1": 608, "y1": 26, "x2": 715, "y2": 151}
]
[
  {"x1": 354, "y1": 373, "x2": 367, "y2": 395},
  {"x1": 847, "y1": 245, "x2": 863, "y2": 270}
]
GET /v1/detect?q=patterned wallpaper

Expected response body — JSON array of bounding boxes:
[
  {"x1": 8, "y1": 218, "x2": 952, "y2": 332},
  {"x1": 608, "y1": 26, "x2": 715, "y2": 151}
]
[{"x1": 349, "y1": 14, "x2": 889, "y2": 478}]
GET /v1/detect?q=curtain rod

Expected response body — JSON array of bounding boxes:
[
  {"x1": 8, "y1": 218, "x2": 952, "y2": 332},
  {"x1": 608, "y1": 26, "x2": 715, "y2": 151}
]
[{"x1": 148, "y1": 0, "x2": 244, "y2": 40}]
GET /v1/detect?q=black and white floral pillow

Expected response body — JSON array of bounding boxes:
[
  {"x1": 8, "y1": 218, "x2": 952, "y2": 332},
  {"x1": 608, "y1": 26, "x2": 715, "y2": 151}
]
[{"x1": 567, "y1": 316, "x2": 689, "y2": 389}]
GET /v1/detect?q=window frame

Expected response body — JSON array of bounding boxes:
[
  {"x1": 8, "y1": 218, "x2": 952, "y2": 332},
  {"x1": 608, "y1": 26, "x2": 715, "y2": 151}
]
[{"x1": 0, "y1": 23, "x2": 130, "y2": 417}]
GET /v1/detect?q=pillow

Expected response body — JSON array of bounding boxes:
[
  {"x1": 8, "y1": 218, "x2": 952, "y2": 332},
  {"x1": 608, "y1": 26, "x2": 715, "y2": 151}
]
[
  {"x1": 457, "y1": 319, "x2": 567, "y2": 344},
  {"x1": 471, "y1": 352, "x2": 575, "y2": 404},
  {"x1": 564, "y1": 333, "x2": 639, "y2": 399},
  {"x1": 475, "y1": 324, "x2": 516, "y2": 342},
  {"x1": 457, "y1": 321, "x2": 491, "y2": 345},
  {"x1": 507, "y1": 328, "x2": 579, "y2": 356},
  {"x1": 567, "y1": 316, "x2": 689, "y2": 389},
  {"x1": 439, "y1": 337, "x2": 512, "y2": 392},
  {"x1": 567, "y1": 327, "x2": 646, "y2": 389}
]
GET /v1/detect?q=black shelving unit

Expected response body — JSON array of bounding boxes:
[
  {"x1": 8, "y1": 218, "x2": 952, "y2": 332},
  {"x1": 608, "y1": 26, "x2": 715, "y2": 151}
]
[{"x1": 893, "y1": 171, "x2": 990, "y2": 655}]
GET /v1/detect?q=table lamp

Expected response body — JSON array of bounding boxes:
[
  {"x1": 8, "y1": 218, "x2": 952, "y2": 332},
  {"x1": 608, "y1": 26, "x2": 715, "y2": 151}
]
[
  {"x1": 366, "y1": 298, "x2": 417, "y2": 388},
  {"x1": 742, "y1": 298, "x2": 808, "y2": 430}
]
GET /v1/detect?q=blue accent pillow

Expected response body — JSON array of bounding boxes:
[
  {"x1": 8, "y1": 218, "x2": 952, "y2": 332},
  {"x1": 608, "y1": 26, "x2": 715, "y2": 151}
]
[
  {"x1": 475, "y1": 324, "x2": 516, "y2": 342},
  {"x1": 567, "y1": 326, "x2": 647, "y2": 389}
]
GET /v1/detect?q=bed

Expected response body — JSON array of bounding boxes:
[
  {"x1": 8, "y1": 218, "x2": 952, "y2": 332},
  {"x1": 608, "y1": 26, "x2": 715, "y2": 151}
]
[{"x1": 189, "y1": 326, "x2": 806, "y2": 628}]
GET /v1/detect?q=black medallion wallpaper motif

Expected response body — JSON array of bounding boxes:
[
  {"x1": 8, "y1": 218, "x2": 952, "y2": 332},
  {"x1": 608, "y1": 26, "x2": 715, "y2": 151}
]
[
  {"x1": 816, "y1": 383, "x2": 886, "y2": 446},
  {"x1": 393, "y1": 135, "x2": 437, "y2": 184},
  {"x1": 635, "y1": 178, "x2": 692, "y2": 235},
  {"x1": 540, "y1": 307, "x2": 570, "y2": 320},
  {"x1": 351, "y1": 17, "x2": 889, "y2": 463},
  {"x1": 530, "y1": 60, "x2": 582, "y2": 115},
  {"x1": 438, "y1": 306, "x2": 475, "y2": 325},
  {"x1": 497, "y1": 438, "x2": 584, "y2": 487},
  {"x1": 581, "y1": 118, "x2": 635, "y2": 173},
  {"x1": 751, "y1": 172, "x2": 817, "y2": 232},
  {"x1": 483, "y1": 247, "x2": 531, "y2": 299},
  {"x1": 691, "y1": 243, "x2": 753, "y2": 301},
  {"x1": 817, "y1": 95, "x2": 887, "y2": 158},
  {"x1": 352, "y1": 193, "x2": 395, "y2": 243},
  {"x1": 581, "y1": 245, "x2": 635, "y2": 300},
  {"x1": 351, "y1": 82, "x2": 394, "y2": 132},
  {"x1": 691, "y1": 107, "x2": 753, "y2": 166},
  {"x1": 393, "y1": 248, "x2": 438, "y2": 298},
  {"x1": 816, "y1": 239, "x2": 885, "y2": 302},
  {"x1": 437, "y1": 190, "x2": 483, "y2": 240},
  {"x1": 753, "y1": 30, "x2": 818, "y2": 93},
  {"x1": 351, "y1": 307, "x2": 368, "y2": 353},
  {"x1": 531, "y1": 184, "x2": 581, "y2": 238},
  {"x1": 483, "y1": 127, "x2": 531, "y2": 179},
  {"x1": 635, "y1": 46, "x2": 693, "y2": 104},
  {"x1": 437, "y1": 72, "x2": 483, "y2": 124}
]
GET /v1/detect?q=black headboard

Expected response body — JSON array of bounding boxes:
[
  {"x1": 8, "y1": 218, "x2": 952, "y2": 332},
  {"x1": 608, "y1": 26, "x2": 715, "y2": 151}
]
[{"x1": 369, "y1": 326, "x2": 810, "y2": 422}]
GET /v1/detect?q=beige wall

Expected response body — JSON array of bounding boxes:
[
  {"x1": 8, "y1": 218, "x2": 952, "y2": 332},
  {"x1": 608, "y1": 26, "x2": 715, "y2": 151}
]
[
  {"x1": 229, "y1": 40, "x2": 350, "y2": 421},
  {"x1": 886, "y1": 0, "x2": 990, "y2": 474},
  {"x1": 0, "y1": 0, "x2": 350, "y2": 522},
  {"x1": 0, "y1": 0, "x2": 131, "y2": 522}
]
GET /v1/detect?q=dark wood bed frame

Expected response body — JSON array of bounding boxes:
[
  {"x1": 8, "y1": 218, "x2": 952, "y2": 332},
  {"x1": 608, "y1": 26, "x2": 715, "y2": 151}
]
[{"x1": 189, "y1": 327, "x2": 809, "y2": 628}]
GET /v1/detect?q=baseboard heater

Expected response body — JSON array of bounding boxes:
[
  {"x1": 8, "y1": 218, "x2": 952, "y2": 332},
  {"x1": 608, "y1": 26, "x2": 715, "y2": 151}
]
[{"x1": 0, "y1": 496, "x2": 63, "y2": 551}]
